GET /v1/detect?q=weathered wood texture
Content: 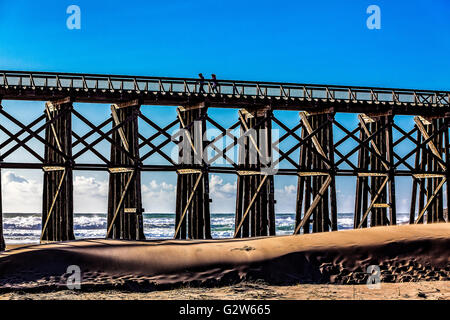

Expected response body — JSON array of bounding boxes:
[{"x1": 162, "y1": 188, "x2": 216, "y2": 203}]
[
  {"x1": 410, "y1": 117, "x2": 447, "y2": 224},
  {"x1": 235, "y1": 108, "x2": 275, "y2": 238},
  {"x1": 0, "y1": 98, "x2": 5, "y2": 250},
  {"x1": 295, "y1": 112, "x2": 337, "y2": 234},
  {"x1": 0, "y1": 169, "x2": 5, "y2": 251},
  {"x1": 353, "y1": 115, "x2": 396, "y2": 228},
  {"x1": 174, "y1": 105, "x2": 211, "y2": 239},
  {"x1": 41, "y1": 100, "x2": 75, "y2": 241},
  {"x1": 106, "y1": 103, "x2": 145, "y2": 240}
]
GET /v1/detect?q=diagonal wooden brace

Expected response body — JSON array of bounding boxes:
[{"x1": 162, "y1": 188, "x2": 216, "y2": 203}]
[
  {"x1": 415, "y1": 177, "x2": 446, "y2": 223},
  {"x1": 414, "y1": 116, "x2": 446, "y2": 171},
  {"x1": 234, "y1": 175, "x2": 269, "y2": 237},
  {"x1": 176, "y1": 108, "x2": 198, "y2": 155},
  {"x1": 111, "y1": 105, "x2": 130, "y2": 152},
  {"x1": 294, "y1": 175, "x2": 332, "y2": 234},
  {"x1": 357, "y1": 176, "x2": 389, "y2": 228},
  {"x1": 40, "y1": 169, "x2": 67, "y2": 241},
  {"x1": 174, "y1": 172, "x2": 204, "y2": 238},
  {"x1": 106, "y1": 170, "x2": 136, "y2": 238},
  {"x1": 45, "y1": 102, "x2": 63, "y2": 153},
  {"x1": 238, "y1": 109, "x2": 263, "y2": 159},
  {"x1": 299, "y1": 111, "x2": 331, "y2": 169},
  {"x1": 358, "y1": 114, "x2": 389, "y2": 171}
]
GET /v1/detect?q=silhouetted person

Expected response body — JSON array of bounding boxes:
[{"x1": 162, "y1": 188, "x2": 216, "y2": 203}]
[
  {"x1": 198, "y1": 73, "x2": 205, "y2": 94},
  {"x1": 211, "y1": 74, "x2": 219, "y2": 93}
]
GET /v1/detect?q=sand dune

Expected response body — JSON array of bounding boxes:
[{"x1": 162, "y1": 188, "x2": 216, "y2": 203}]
[{"x1": 0, "y1": 223, "x2": 449, "y2": 291}]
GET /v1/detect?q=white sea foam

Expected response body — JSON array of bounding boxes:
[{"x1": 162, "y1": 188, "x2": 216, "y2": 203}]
[{"x1": 2, "y1": 212, "x2": 412, "y2": 244}]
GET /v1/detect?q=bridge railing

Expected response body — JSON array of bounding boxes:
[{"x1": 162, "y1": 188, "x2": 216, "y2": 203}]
[{"x1": 1, "y1": 70, "x2": 449, "y2": 106}]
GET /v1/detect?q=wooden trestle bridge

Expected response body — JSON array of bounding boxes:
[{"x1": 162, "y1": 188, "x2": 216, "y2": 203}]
[{"x1": 0, "y1": 70, "x2": 449, "y2": 250}]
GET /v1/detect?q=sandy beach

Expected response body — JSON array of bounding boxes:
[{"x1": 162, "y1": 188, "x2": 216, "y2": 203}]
[
  {"x1": 0, "y1": 223, "x2": 449, "y2": 299},
  {"x1": 0, "y1": 281, "x2": 449, "y2": 300}
]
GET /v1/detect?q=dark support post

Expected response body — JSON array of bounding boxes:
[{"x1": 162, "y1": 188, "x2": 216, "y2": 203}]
[
  {"x1": 386, "y1": 115, "x2": 397, "y2": 225},
  {"x1": 0, "y1": 167, "x2": 5, "y2": 251},
  {"x1": 410, "y1": 116, "x2": 447, "y2": 224},
  {"x1": 294, "y1": 111, "x2": 336, "y2": 234},
  {"x1": 327, "y1": 113, "x2": 338, "y2": 231},
  {"x1": 445, "y1": 118, "x2": 450, "y2": 222},
  {"x1": 354, "y1": 123, "x2": 364, "y2": 228},
  {"x1": 0, "y1": 98, "x2": 3, "y2": 251},
  {"x1": 107, "y1": 100, "x2": 145, "y2": 240},
  {"x1": 174, "y1": 103, "x2": 211, "y2": 239},
  {"x1": 235, "y1": 107, "x2": 275, "y2": 238},
  {"x1": 354, "y1": 114, "x2": 394, "y2": 228},
  {"x1": 41, "y1": 98, "x2": 75, "y2": 242},
  {"x1": 410, "y1": 129, "x2": 421, "y2": 224}
]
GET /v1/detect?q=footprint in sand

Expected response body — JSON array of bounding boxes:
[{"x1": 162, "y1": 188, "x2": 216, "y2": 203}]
[{"x1": 231, "y1": 246, "x2": 255, "y2": 252}]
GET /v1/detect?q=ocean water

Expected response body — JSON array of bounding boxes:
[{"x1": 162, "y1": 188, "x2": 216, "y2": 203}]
[{"x1": 2, "y1": 212, "x2": 410, "y2": 244}]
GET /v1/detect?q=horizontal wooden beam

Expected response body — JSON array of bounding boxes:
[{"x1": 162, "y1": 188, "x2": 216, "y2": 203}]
[
  {"x1": 112, "y1": 99, "x2": 140, "y2": 109},
  {"x1": 42, "y1": 166, "x2": 65, "y2": 172},
  {"x1": 419, "y1": 113, "x2": 450, "y2": 122},
  {"x1": 108, "y1": 167, "x2": 135, "y2": 173},
  {"x1": 237, "y1": 170, "x2": 262, "y2": 176},
  {"x1": 360, "y1": 113, "x2": 376, "y2": 123},
  {"x1": 177, "y1": 168, "x2": 202, "y2": 174},
  {"x1": 365, "y1": 109, "x2": 393, "y2": 118},
  {"x1": 297, "y1": 172, "x2": 329, "y2": 176},
  {"x1": 2, "y1": 88, "x2": 449, "y2": 116},
  {"x1": 178, "y1": 101, "x2": 208, "y2": 112},
  {"x1": 412, "y1": 173, "x2": 445, "y2": 178},
  {"x1": 372, "y1": 203, "x2": 390, "y2": 208},
  {"x1": 45, "y1": 97, "x2": 72, "y2": 111},
  {"x1": 357, "y1": 172, "x2": 388, "y2": 177},
  {"x1": 307, "y1": 106, "x2": 334, "y2": 115}
]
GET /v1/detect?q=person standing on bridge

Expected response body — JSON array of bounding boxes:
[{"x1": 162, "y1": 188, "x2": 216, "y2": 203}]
[
  {"x1": 211, "y1": 74, "x2": 220, "y2": 94},
  {"x1": 198, "y1": 73, "x2": 205, "y2": 94}
]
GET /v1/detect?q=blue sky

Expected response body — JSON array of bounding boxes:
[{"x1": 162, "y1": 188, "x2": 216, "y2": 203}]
[{"x1": 0, "y1": 0, "x2": 449, "y2": 214}]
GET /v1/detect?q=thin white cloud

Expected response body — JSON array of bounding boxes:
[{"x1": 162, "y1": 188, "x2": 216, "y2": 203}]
[
  {"x1": 0, "y1": 171, "x2": 308, "y2": 215},
  {"x1": 209, "y1": 174, "x2": 237, "y2": 213},
  {"x1": 142, "y1": 180, "x2": 176, "y2": 213},
  {"x1": 275, "y1": 184, "x2": 297, "y2": 213},
  {"x1": 1, "y1": 171, "x2": 110, "y2": 213},
  {"x1": 73, "y1": 176, "x2": 108, "y2": 213},
  {"x1": 210, "y1": 175, "x2": 236, "y2": 199},
  {"x1": 1, "y1": 171, "x2": 42, "y2": 213}
]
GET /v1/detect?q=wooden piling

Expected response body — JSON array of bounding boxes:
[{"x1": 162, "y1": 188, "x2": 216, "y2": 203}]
[
  {"x1": 234, "y1": 108, "x2": 275, "y2": 238},
  {"x1": 354, "y1": 114, "x2": 395, "y2": 228},
  {"x1": 410, "y1": 116, "x2": 447, "y2": 224},
  {"x1": 0, "y1": 98, "x2": 3, "y2": 250},
  {"x1": 0, "y1": 167, "x2": 4, "y2": 251},
  {"x1": 445, "y1": 118, "x2": 450, "y2": 223},
  {"x1": 0, "y1": 97, "x2": 3, "y2": 250},
  {"x1": 41, "y1": 98, "x2": 75, "y2": 242},
  {"x1": 106, "y1": 101, "x2": 145, "y2": 240},
  {"x1": 294, "y1": 112, "x2": 337, "y2": 234},
  {"x1": 174, "y1": 103, "x2": 211, "y2": 239}
]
